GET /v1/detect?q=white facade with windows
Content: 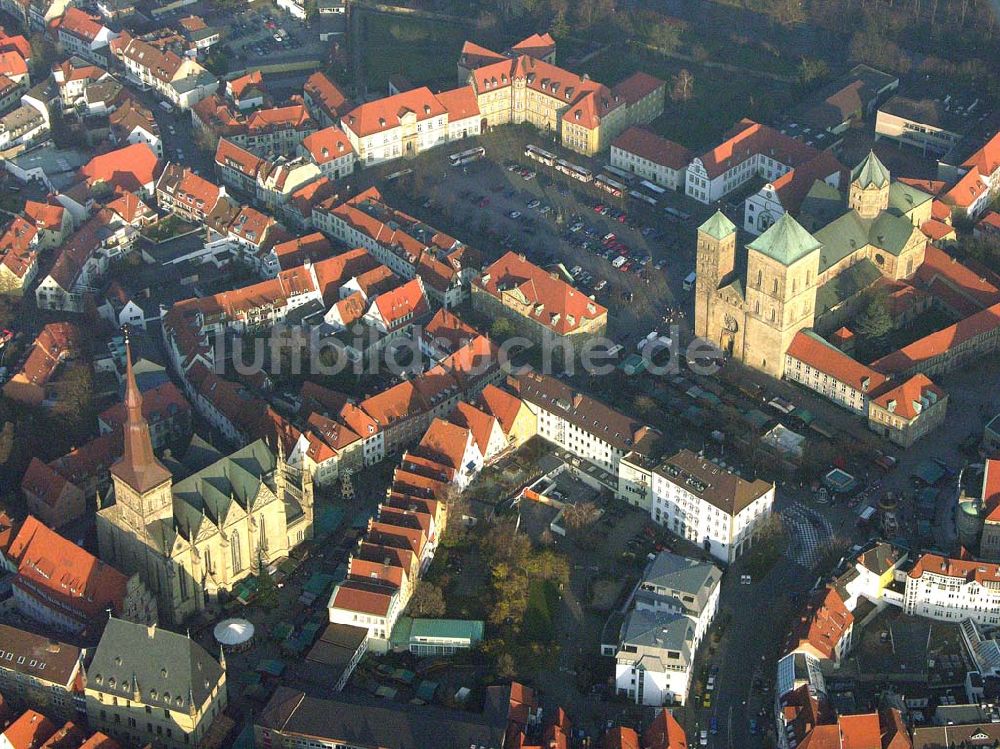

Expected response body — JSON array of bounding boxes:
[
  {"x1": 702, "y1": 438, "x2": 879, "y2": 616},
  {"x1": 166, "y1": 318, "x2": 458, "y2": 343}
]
[
  {"x1": 685, "y1": 152, "x2": 795, "y2": 205},
  {"x1": 648, "y1": 451, "x2": 775, "y2": 564},
  {"x1": 903, "y1": 555, "x2": 1000, "y2": 627}
]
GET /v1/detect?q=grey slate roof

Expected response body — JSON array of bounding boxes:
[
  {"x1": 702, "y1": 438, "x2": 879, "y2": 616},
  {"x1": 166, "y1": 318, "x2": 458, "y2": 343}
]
[
  {"x1": 622, "y1": 609, "x2": 694, "y2": 659},
  {"x1": 638, "y1": 552, "x2": 721, "y2": 615},
  {"x1": 88, "y1": 618, "x2": 224, "y2": 712}
]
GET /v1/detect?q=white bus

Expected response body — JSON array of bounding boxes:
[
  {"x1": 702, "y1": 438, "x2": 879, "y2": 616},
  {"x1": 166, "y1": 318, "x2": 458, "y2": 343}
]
[
  {"x1": 449, "y1": 146, "x2": 486, "y2": 166},
  {"x1": 639, "y1": 179, "x2": 667, "y2": 195},
  {"x1": 555, "y1": 159, "x2": 593, "y2": 183},
  {"x1": 525, "y1": 144, "x2": 557, "y2": 166},
  {"x1": 595, "y1": 175, "x2": 625, "y2": 198},
  {"x1": 603, "y1": 164, "x2": 636, "y2": 183}
]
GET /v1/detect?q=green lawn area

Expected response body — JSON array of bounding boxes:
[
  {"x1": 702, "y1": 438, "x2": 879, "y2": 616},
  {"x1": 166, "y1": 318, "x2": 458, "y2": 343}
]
[
  {"x1": 578, "y1": 44, "x2": 793, "y2": 151},
  {"x1": 521, "y1": 579, "x2": 559, "y2": 643},
  {"x1": 360, "y1": 13, "x2": 469, "y2": 90}
]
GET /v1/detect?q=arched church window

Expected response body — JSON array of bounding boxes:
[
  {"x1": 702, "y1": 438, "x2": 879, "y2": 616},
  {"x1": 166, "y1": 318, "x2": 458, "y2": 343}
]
[
  {"x1": 770, "y1": 308, "x2": 775, "y2": 322},
  {"x1": 231, "y1": 531, "x2": 242, "y2": 573},
  {"x1": 756, "y1": 269, "x2": 762, "y2": 288},
  {"x1": 772, "y1": 279, "x2": 778, "y2": 294}
]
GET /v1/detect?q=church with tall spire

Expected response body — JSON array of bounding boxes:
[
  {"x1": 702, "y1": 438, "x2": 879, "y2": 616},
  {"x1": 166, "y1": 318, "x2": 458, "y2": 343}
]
[{"x1": 97, "y1": 338, "x2": 314, "y2": 625}]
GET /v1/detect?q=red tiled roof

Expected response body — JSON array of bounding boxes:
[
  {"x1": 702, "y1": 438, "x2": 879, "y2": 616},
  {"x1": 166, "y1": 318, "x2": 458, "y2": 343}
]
[
  {"x1": 7, "y1": 516, "x2": 130, "y2": 621},
  {"x1": 510, "y1": 32, "x2": 555, "y2": 56},
  {"x1": 963, "y1": 130, "x2": 1000, "y2": 177},
  {"x1": 2, "y1": 710, "x2": 56, "y2": 749},
  {"x1": 643, "y1": 710, "x2": 687, "y2": 749},
  {"x1": 415, "y1": 418, "x2": 470, "y2": 471},
  {"x1": 0, "y1": 49, "x2": 26, "y2": 78},
  {"x1": 770, "y1": 150, "x2": 845, "y2": 214},
  {"x1": 978, "y1": 211, "x2": 1000, "y2": 233},
  {"x1": 899, "y1": 177, "x2": 947, "y2": 195},
  {"x1": 0, "y1": 216, "x2": 38, "y2": 279},
  {"x1": 611, "y1": 126, "x2": 691, "y2": 171},
  {"x1": 50, "y1": 7, "x2": 104, "y2": 42},
  {"x1": 312, "y1": 247, "x2": 382, "y2": 303},
  {"x1": 330, "y1": 579, "x2": 395, "y2": 616},
  {"x1": 450, "y1": 401, "x2": 497, "y2": 457},
  {"x1": 80, "y1": 143, "x2": 161, "y2": 193},
  {"x1": 613, "y1": 71, "x2": 665, "y2": 105},
  {"x1": 838, "y1": 714, "x2": 882, "y2": 749},
  {"x1": 920, "y1": 219, "x2": 955, "y2": 242},
  {"x1": 247, "y1": 104, "x2": 314, "y2": 133},
  {"x1": 459, "y1": 40, "x2": 507, "y2": 68},
  {"x1": 423, "y1": 308, "x2": 479, "y2": 355},
  {"x1": 943, "y1": 165, "x2": 987, "y2": 209},
  {"x1": 984, "y1": 459, "x2": 1000, "y2": 522},
  {"x1": 301, "y1": 126, "x2": 354, "y2": 164},
  {"x1": 0, "y1": 31, "x2": 30, "y2": 60},
  {"x1": 915, "y1": 245, "x2": 1000, "y2": 314},
  {"x1": 871, "y1": 302, "x2": 1000, "y2": 374},
  {"x1": 909, "y1": 552, "x2": 1000, "y2": 583},
  {"x1": 214, "y1": 137, "x2": 263, "y2": 178},
  {"x1": 479, "y1": 384, "x2": 524, "y2": 435},
  {"x1": 21, "y1": 458, "x2": 76, "y2": 508},
  {"x1": 23, "y1": 200, "x2": 65, "y2": 230},
  {"x1": 303, "y1": 71, "x2": 349, "y2": 119},
  {"x1": 228, "y1": 69, "x2": 263, "y2": 99},
  {"x1": 370, "y1": 277, "x2": 428, "y2": 330},
  {"x1": 869, "y1": 373, "x2": 945, "y2": 420},
  {"x1": 98, "y1": 381, "x2": 189, "y2": 431},
  {"x1": 342, "y1": 87, "x2": 447, "y2": 138},
  {"x1": 785, "y1": 586, "x2": 853, "y2": 661},
  {"x1": 475, "y1": 251, "x2": 607, "y2": 335},
  {"x1": 601, "y1": 727, "x2": 640, "y2": 749},
  {"x1": 11, "y1": 322, "x2": 81, "y2": 388},
  {"x1": 695, "y1": 118, "x2": 818, "y2": 180},
  {"x1": 436, "y1": 86, "x2": 480, "y2": 121},
  {"x1": 786, "y1": 331, "x2": 886, "y2": 393}
]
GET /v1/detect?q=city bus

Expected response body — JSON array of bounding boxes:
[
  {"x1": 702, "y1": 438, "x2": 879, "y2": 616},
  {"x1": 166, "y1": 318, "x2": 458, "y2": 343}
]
[
  {"x1": 555, "y1": 159, "x2": 593, "y2": 183},
  {"x1": 594, "y1": 174, "x2": 626, "y2": 198},
  {"x1": 525, "y1": 144, "x2": 557, "y2": 166},
  {"x1": 449, "y1": 146, "x2": 486, "y2": 167},
  {"x1": 639, "y1": 179, "x2": 667, "y2": 195}
]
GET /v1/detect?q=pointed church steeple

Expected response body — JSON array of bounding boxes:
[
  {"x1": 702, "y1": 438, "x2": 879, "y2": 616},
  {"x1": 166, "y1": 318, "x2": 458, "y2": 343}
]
[{"x1": 109, "y1": 334, "x2": 173, "y2": 494}]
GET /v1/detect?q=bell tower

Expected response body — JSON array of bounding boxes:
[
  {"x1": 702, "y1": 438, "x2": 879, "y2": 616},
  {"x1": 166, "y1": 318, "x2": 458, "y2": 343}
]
[
  {"x1": 694, "y1": 211, "x2": 737, "y2": 340},
  {"x1": 109, "y1": 336, "x2": 174, "y2": 534},
  {"x1": 849, "y1": 150, "x2": 891, "y2": 219}
]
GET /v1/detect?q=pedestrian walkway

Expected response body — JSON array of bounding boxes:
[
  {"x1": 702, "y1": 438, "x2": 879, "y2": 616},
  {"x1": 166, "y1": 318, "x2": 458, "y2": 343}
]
[{"x1": 782, "y1": 502, "x2": 832, "y2": 568}]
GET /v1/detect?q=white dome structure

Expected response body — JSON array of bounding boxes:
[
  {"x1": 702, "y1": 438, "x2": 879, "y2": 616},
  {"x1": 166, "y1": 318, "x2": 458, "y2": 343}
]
[{"x1": 214, "y1": 618, "x2": 255, "y2": 650}]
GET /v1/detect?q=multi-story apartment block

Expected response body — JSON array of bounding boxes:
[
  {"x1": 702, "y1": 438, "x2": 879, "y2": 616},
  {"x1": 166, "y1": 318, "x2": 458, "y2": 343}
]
[
  {"x1": 0, "y1": 624, "x2": 83, "y2": 722},
  {"x1": 783, "y1": 586, "x2": 854, "y2": 667},
  {"x1": 340, "y1": 86, "x2": 449, "y2": 166},
  {"x1": 903, "y1": 553, "x2": 1000, "y2": 627},
  {"x1": 642, "y1": 449, "x2": 775, "y2": 564},
  {"x1": 875, "y1": 95, "x2": 971, "y2": 157},
  {"x1": 634, "y1": 552, "x2": 722, "y2": 651},
  {"x1": 610, "y1": 126, "x2": 691, "y2": 191},
  {"x1": 244, "y1": 103, "x2": 317, "y2": 156},
  {"x1": 615, "y1": 608, "x2": 696, "y2": 706},
  {"x1": 509, "y1": 372, "x2": 657, "y2": 476},
  {"x1": 302, "y1": 71, "x2": 349, "y2": 127},
  {"x1": 85, "y1": 618, "x2": 227, "y2": 749},
  {"x1": 154, "y1": 162, "x2": 225, "y2": 221}
]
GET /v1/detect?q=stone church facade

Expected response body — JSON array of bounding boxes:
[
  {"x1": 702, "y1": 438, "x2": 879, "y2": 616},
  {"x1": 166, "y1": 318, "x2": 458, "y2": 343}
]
[
  {"x1": 695, "y1": 151, "x2": 930, "y2": 379},
  {"x1": 97, "y1": 343, "x2": 314, "y2": 625}
]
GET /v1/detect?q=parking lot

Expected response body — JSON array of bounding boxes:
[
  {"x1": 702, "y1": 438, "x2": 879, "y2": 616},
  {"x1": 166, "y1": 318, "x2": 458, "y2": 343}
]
[{"x1": 379, "y1": 130, "x2": 714, "y2": 341}]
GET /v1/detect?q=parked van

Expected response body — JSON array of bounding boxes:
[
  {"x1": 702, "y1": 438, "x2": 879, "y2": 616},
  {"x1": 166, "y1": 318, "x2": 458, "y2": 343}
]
[{"x1": 683, "y1": 271, "x2": 696, "y2": 291}]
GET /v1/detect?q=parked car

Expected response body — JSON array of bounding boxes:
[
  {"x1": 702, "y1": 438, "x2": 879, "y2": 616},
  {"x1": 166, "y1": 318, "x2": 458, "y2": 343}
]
[{"x1": 508, "y1": 211, "x2": 521, "y2": 219}]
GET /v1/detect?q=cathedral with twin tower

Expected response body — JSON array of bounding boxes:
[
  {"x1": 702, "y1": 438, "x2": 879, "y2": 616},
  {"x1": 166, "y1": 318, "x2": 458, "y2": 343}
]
[
  {"x1": 97, "y1": 341, "x2": 314, "y2": 625},
  {"x1": 694, "y1": 151, "x2": 930, "y2": 378}
]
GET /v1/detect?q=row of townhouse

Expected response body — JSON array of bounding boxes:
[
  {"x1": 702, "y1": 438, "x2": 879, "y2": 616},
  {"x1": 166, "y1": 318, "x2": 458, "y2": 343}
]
[
  {"x1": 327, "y1": 389, "x2": 513, "y2": 653},
  {"x1": 612, "y1": 551, "x2": 722, "y2": 706},
  {"x1": 0, "y1": 197, "x2": 73, "y2": 292},
  {"x1": 276, "y1": 307, "x2": 513, "y2": 489},
  {"x1": 314, "y1": 186, "x2": 479, "y2": 308},
  {"x1": 108, "y1": 31, "x2": 216, "y2": 109},
  {"x1": 213, "y1": 136, "x2": 322, "y2": 214}
]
